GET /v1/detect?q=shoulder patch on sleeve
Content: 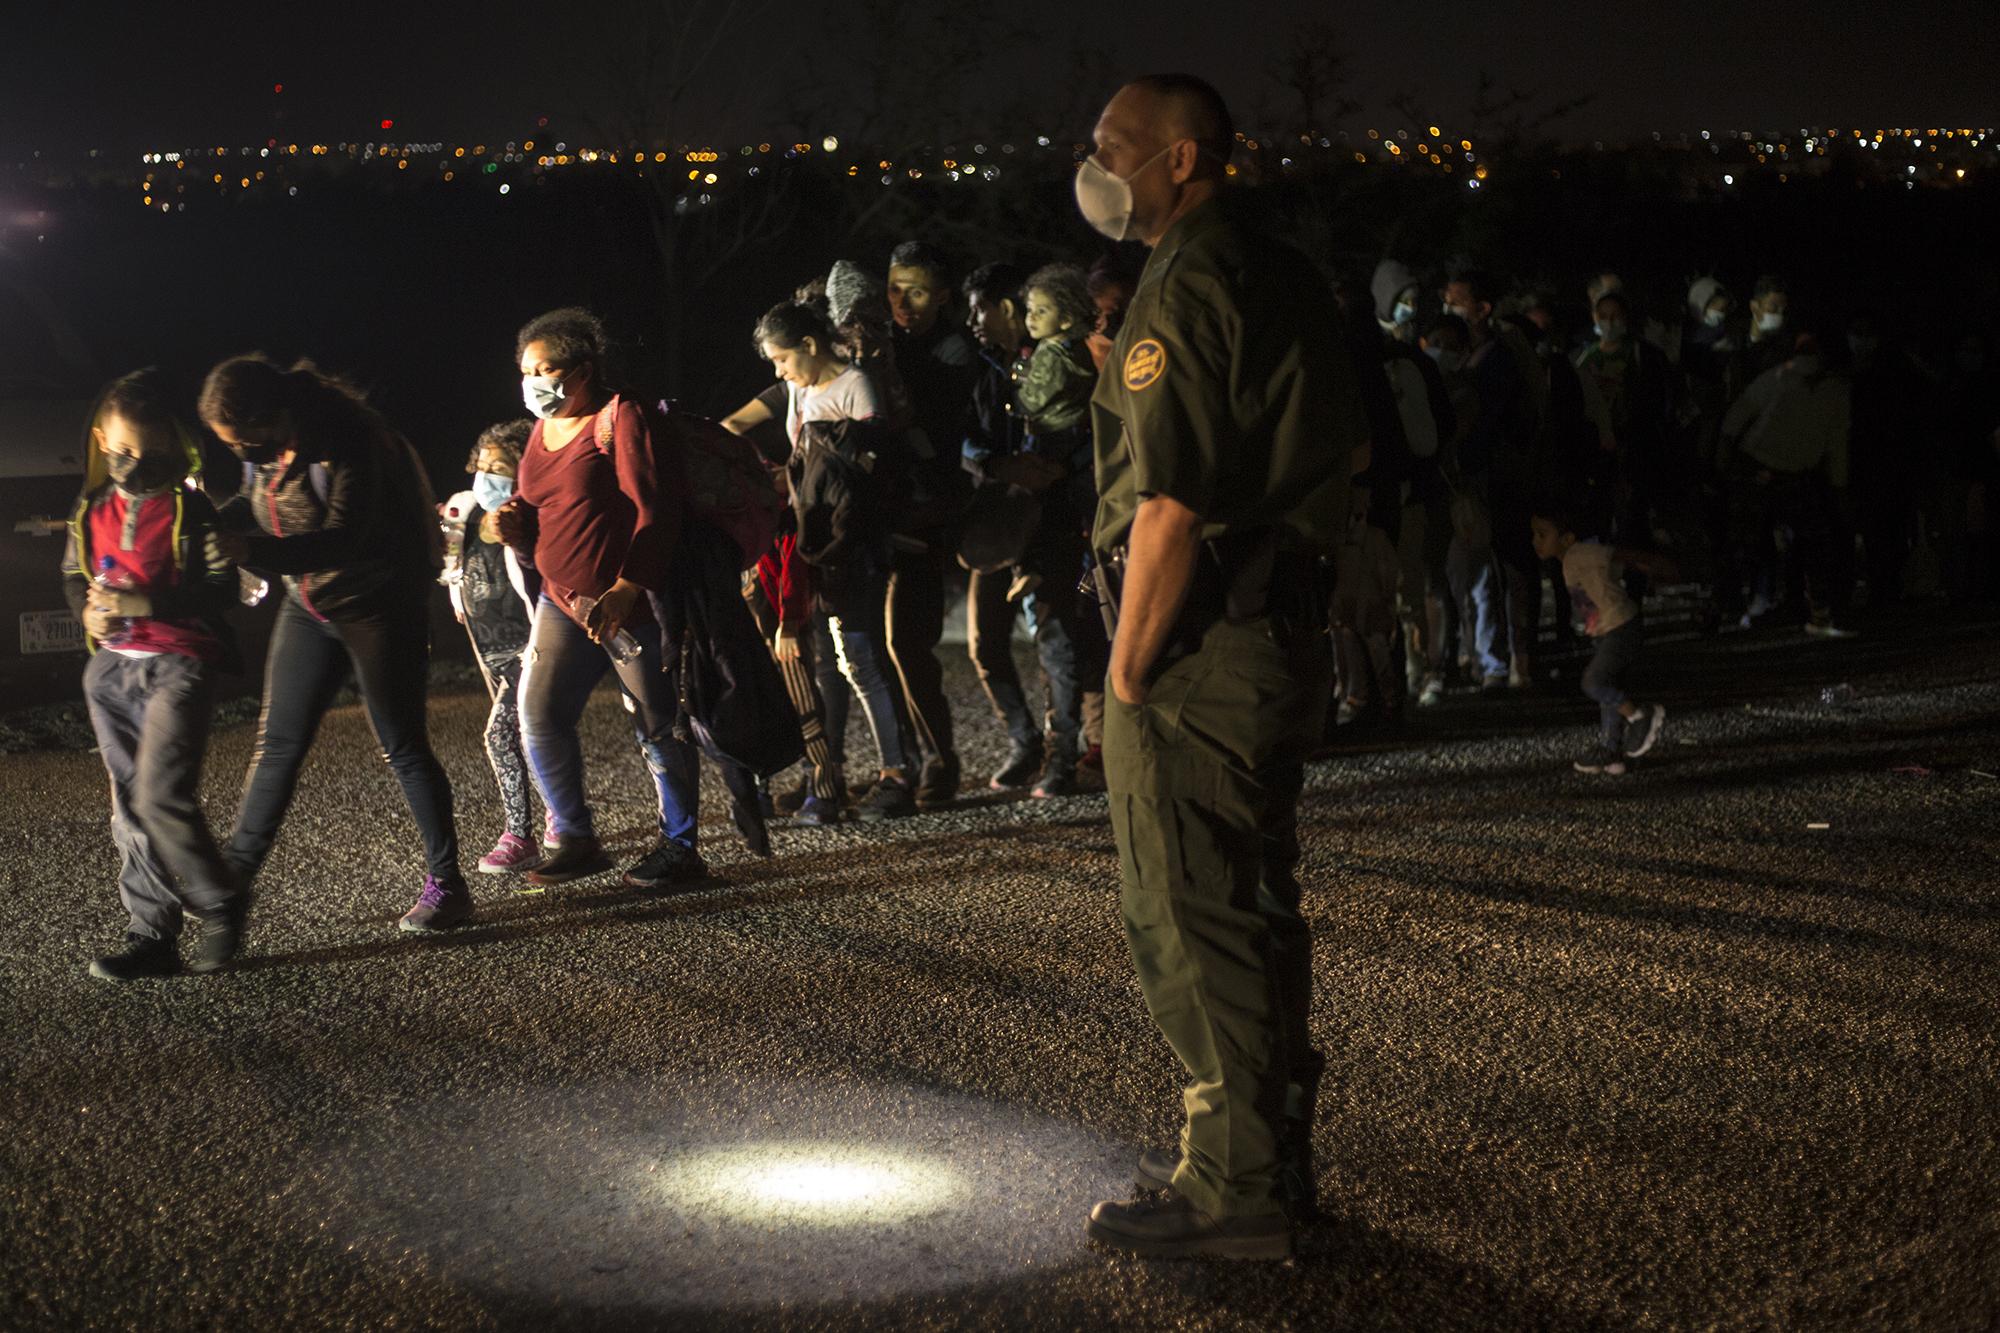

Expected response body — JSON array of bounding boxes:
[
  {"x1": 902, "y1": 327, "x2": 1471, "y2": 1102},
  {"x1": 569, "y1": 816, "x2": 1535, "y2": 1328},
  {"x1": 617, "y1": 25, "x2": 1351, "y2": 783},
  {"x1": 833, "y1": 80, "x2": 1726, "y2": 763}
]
[{"x1": 1124, "y1": 339, "x2": 1167, "y2": 391}]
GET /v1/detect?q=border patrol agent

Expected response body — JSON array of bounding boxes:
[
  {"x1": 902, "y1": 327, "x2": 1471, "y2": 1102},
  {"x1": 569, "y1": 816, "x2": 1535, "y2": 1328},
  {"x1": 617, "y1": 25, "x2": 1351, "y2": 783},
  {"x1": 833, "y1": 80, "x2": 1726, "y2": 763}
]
[{"x1": 1077, "y1": 74, "x2": 1365, "y2": 1260}]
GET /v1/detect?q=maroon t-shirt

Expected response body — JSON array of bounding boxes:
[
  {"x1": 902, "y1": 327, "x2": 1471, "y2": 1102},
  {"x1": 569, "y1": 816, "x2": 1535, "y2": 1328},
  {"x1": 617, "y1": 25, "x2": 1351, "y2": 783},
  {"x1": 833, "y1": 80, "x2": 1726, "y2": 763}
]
[{"x1": 515, "y1": 396, "x2": 682, "y2": 625}]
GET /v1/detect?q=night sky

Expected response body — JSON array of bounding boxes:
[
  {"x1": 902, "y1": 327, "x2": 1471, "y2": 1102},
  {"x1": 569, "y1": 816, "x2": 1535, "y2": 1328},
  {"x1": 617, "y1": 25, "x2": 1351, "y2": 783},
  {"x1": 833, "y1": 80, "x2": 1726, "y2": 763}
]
[{"x1": 14, "y1": 0, "x2": 1998, "y2": 157}]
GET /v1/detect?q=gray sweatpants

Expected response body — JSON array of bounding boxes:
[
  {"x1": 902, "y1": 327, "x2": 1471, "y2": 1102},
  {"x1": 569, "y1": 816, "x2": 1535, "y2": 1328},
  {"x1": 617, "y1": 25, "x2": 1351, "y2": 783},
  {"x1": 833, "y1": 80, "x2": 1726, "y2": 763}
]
[{"x1": 83, "y1": 651, "x2": 240, "y2": 939}]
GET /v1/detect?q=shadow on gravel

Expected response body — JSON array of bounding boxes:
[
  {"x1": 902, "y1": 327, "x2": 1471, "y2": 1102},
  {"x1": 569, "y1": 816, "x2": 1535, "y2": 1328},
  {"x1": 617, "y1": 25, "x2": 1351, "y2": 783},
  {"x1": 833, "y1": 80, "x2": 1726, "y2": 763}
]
[
  {"x1": 463, "y1": 1210, "x2": 1616, "y2": 1333},
  {"x1": 234, "y1": 831, "x2": 1044, "y2": 973},
  {"x1": 1364, "y1": 855, "x2": 1994, "y2": 966}
]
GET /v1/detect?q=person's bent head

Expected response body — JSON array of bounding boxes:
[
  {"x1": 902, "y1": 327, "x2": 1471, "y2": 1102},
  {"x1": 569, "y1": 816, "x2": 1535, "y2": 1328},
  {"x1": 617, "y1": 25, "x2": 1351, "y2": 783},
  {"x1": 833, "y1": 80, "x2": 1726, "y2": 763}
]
[
  {"x1": 198, "y1": 353, "x2": 374, "y2": 463},
  {"x1": 963, "y1": 262, "x2": 1030, "y2": 354},
  {"x1": 1421, "y1": 314, "x2": 1472, "y2": 373},
  {"x1": 1081, "y1": 73, "x2": 1233, "y2": 245},
  {"x1": 515, "y1": 307, "x2": 609, "y2": 421},
  {"x1": 1023, "y1": 263, "x2": 1094, "y2": 343},
  {"x1": 754, "y1": 301, "x2": 842, "y2": 389},
  {"x1": 93, "y1": 368, "x2": 197, "y2": 495},
  {"x1": 887, "y1": 241, "x2": 953, "y2": 336}
]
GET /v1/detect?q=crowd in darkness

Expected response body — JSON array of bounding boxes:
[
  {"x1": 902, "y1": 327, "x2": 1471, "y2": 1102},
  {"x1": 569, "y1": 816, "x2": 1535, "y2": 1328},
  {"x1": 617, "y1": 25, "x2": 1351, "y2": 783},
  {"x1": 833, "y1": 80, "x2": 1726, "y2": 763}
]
[{"x1": 54, "y1": 193, "x2": 2000, "y2": 974}]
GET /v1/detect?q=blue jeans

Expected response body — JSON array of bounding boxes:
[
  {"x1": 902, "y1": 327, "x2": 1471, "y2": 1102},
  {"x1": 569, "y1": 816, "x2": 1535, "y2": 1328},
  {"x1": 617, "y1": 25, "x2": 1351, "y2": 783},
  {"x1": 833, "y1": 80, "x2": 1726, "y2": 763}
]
[
  {"x1": 518, "y1": 595, "x2": 699, "y2": 848},
  {"x1": 813, "y1": 569, "x2": 915, "y2": 775},
  {"x1": 1581, "y1": 619, "x2": 1643, "y2": 749}
]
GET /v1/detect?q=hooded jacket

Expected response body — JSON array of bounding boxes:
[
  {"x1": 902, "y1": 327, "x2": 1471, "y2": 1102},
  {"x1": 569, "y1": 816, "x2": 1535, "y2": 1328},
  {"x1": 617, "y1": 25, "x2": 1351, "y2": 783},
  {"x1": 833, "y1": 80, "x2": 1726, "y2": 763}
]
[{"x1": 1371, "y1": 259, "x2": 1419, "y2": 327}]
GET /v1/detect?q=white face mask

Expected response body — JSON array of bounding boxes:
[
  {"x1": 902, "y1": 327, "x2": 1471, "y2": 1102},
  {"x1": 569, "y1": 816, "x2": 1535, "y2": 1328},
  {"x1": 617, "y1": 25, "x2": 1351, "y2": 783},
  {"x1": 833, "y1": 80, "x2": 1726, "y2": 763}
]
[
  {"x1": 1073, "y1": 146, "x2": 1172, "y2": 242},
  {"x1": 522, "y1": 374, "x2": 566, "y2": 420},
  {"x1": 1703, "y1": 308, "x2": 1727, "y2": 328},
  {"x1": 1755, "y1": 310, "x2": 1785, "y2": 334},
  {"x1": 1392, "y1": 300, "x2": 1417, "y2": 326},
  {"x1": 1595, "y1": 320, "x2": 1627, "y2": 343}
]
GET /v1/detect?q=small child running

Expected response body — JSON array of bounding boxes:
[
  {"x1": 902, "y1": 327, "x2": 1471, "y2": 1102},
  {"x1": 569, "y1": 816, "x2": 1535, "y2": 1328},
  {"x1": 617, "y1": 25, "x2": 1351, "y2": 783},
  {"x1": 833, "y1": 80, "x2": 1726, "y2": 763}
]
[{"x1": 1530, "y1": 502, "x2": 1669, "y2": 775}]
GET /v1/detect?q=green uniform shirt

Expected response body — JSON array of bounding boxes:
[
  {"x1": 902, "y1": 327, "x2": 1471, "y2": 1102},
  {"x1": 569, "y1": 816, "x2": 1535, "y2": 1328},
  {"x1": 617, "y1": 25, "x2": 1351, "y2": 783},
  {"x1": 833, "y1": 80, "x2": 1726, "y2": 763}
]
[{"x1": 1091, "y1": 196, "x2": 1364, "y2": 558}]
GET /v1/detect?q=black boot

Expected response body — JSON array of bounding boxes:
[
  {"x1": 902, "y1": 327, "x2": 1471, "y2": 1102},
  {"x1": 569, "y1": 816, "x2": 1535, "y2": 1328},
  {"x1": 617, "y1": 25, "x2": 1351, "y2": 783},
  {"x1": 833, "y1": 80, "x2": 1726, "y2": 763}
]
[
  {"x1": 989, "y1": 737, "x2": 1044, "y2": 790},
  {"x1": 729, "y1": 789, "x2": 773, "y2": 858},
  {"x1": 1032, "y1": 736, "x2": 1079, "y2": 799},
  {"x1": 89, "y1": 932, "x2": 180, "y2": 982},
  {"x1": 915, "y1": 753, "x2": 961, "y2": 810},
  {"x1": 188, "y1": 893, "x2": 251, "y2": 975}
]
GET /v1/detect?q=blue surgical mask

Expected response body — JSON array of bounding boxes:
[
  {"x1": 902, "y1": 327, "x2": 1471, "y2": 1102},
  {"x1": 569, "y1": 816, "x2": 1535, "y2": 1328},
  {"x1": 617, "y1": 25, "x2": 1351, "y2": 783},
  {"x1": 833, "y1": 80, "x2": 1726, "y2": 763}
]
[
  {"x1": 522, "y1": 374, "x2": 567, "y2": 420},
  {"x1": 1392, "y1": 300, "x2": 1417, "y2": 326},
  {"x1": 472, "y1": 471, "x2": 514, "y2": 510}
]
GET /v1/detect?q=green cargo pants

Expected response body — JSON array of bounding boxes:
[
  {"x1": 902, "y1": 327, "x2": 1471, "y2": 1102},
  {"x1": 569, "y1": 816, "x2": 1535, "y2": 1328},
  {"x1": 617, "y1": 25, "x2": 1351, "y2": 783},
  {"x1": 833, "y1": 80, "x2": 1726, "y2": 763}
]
[{"x1": 1104, "y1": 616, "x2": 1331, "y2": 1220}]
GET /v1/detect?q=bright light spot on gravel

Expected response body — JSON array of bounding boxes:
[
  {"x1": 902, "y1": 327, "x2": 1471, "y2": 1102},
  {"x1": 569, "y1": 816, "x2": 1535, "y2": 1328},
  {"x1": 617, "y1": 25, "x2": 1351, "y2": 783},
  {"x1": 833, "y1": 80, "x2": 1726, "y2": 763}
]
[
  {"x1": 314, "y1": 1080, "x2": 1127, "y2": 1314},
  {"x1": 658, "y1": 1143, "x2": 960, "y2": 1224}
]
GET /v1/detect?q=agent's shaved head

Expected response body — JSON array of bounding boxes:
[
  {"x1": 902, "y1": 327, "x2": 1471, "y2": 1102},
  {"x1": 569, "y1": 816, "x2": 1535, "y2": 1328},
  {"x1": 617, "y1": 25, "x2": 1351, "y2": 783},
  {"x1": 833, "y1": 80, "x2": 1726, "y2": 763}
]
[{"x1": 1123, "y1": 73, "x2": 1234, "y2": 170}]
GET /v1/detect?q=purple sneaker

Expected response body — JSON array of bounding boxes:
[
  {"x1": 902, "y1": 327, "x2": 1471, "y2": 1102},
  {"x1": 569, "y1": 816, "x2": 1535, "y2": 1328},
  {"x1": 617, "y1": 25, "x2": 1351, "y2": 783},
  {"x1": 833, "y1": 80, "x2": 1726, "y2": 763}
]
[
  {"x1": 398, "y1": 874, "x2": 474, "y2": 933},
  {"x1": 477, "y1": 832, "x2": 541, "y2": 875}
]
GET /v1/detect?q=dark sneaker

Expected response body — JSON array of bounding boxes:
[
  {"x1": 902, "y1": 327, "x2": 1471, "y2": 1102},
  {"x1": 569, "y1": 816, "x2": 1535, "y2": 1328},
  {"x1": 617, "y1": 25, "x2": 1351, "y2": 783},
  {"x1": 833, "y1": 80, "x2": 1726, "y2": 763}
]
[
  {"x1": 729, "y1": 791, "x2": 773, "y2": 858},
  {"x1": 773, "y1": 779, "x2": 810, "y2": 817},
  {"x1": 1086, "y1": 1194, "x2": 1291, "y2": 1261},
  {"x1": 990, "y1": 740, "x2": 1044, "y2": 790},
  {"x1": 89, "y1": 932, "x2": 181, "y2": 982},
  {"x1": 1574, "y1": 746, "x2": 1629, "y2": 776},
  {"x1": 527, "y1": 834, "x2": 613, "y2": 887},
  {"x1": 399, "y1": 874, "x2": 474, "y2": 933},
  {"x1": 1480, "y1": 672, "x2": 1509, "y2": 694},
  {"x1": 915, "y1": 754, "x2": 961, "y2": 810},
  {"x1": 795, "y1": 794, "x2": 843, "y2": 827},
  {"x1": 188, "y1": 895, "x2": 251, "y2": 974},
  {"x1": 1032, "y1": 758, "x2": 1078, "y2": 799},
  {"x1": 1077, "y1": 744, "x2": 1104, "y2": 775},
  {"x1": 623, "y1": 839, "x2": 708, "y2": 892},
  {"x1": 855, "y1": 776, "x2": 917, "y2": 822},
  {"x1": 1135, "y1": 1147, "x2": 1178, "y2": 1191},
  {"x1": 1624, "y1": 703, "x2": 1667, "y2": 758}
]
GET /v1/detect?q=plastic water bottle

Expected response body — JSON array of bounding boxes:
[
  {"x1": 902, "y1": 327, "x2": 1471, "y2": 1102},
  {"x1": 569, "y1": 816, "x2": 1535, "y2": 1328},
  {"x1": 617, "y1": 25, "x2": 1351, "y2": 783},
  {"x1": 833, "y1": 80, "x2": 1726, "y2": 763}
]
[
  {"x1": 569, "y1": 593, "x2": 642, "y2": 664},
  {"x1": 439, "y1": 500, "x2": 470, "y2": 587},
  {"x1": 93, "y1": 555, "x2": 136, "y2": 644}
]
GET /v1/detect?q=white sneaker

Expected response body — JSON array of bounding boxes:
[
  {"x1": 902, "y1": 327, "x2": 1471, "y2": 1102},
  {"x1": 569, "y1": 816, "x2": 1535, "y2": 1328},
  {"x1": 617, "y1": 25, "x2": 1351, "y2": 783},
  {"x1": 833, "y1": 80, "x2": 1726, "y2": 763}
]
[{"x1": 1804, "y1": 621, "x2": 1858, "y2": 640}]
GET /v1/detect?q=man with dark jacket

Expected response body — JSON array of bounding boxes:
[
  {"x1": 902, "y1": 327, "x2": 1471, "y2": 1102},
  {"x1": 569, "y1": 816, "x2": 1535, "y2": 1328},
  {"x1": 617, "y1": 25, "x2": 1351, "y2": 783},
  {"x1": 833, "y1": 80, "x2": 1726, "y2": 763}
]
[
  {"x1": 959, "y1": 261, "x2": 1093, "y2": 795},
  {"x1": 885, "y1": 241, "x2": 980, "y2": 807}
]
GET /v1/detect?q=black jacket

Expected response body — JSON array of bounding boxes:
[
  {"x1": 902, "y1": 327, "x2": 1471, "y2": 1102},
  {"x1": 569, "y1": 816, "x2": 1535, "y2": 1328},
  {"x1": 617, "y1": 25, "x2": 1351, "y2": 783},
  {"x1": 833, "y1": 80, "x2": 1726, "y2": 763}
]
[{"x1": 219, "y1": 426, "x2": 441, "y2": 621}]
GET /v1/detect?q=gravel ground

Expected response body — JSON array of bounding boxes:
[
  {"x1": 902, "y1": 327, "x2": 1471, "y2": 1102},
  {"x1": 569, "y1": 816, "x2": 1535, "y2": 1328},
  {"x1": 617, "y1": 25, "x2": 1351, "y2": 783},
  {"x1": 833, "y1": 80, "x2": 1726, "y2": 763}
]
[{"x1": 1, "y1": 611, "x2": 1996, "y2": 1331}]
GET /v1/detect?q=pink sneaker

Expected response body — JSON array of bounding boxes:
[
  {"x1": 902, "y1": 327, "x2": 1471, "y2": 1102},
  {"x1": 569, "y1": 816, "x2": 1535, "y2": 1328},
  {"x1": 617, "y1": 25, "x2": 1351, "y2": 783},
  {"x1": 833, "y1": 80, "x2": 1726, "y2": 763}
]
[
  {"x1": 542, "y1": 811, "x2": 560, "y2": 850},
  {"x1": 477, "y1": 832, "x2": 542, "y2": 874}
]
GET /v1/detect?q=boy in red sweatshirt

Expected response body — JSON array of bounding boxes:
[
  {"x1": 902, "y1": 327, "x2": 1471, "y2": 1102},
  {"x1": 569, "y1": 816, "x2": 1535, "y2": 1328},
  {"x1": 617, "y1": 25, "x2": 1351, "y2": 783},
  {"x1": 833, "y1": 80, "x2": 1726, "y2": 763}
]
[{"x1": 61, "y1": 372, "x2": 245, "y2": 980}]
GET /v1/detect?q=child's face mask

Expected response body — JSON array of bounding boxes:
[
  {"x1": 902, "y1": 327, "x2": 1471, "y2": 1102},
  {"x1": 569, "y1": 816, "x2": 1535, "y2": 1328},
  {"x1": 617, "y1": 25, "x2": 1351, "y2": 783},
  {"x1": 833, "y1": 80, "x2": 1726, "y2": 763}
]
[{"x1": 472, "y1": 471, "x2": 514, "y2": 510}]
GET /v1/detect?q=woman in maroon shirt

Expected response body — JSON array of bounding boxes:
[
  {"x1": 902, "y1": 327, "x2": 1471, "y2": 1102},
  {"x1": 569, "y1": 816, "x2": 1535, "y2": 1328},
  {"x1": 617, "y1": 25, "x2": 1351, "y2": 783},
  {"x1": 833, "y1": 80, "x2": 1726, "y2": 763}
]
[{"x1": 495, "y1": 308, "x2": 704, "y2": 891}]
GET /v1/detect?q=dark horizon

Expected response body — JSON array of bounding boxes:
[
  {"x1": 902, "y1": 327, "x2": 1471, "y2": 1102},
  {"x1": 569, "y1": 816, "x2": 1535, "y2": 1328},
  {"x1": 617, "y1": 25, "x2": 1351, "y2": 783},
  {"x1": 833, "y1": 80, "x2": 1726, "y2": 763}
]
[{"x1": 11, "y1": 0, "x2": 1998, "y2": 157}]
